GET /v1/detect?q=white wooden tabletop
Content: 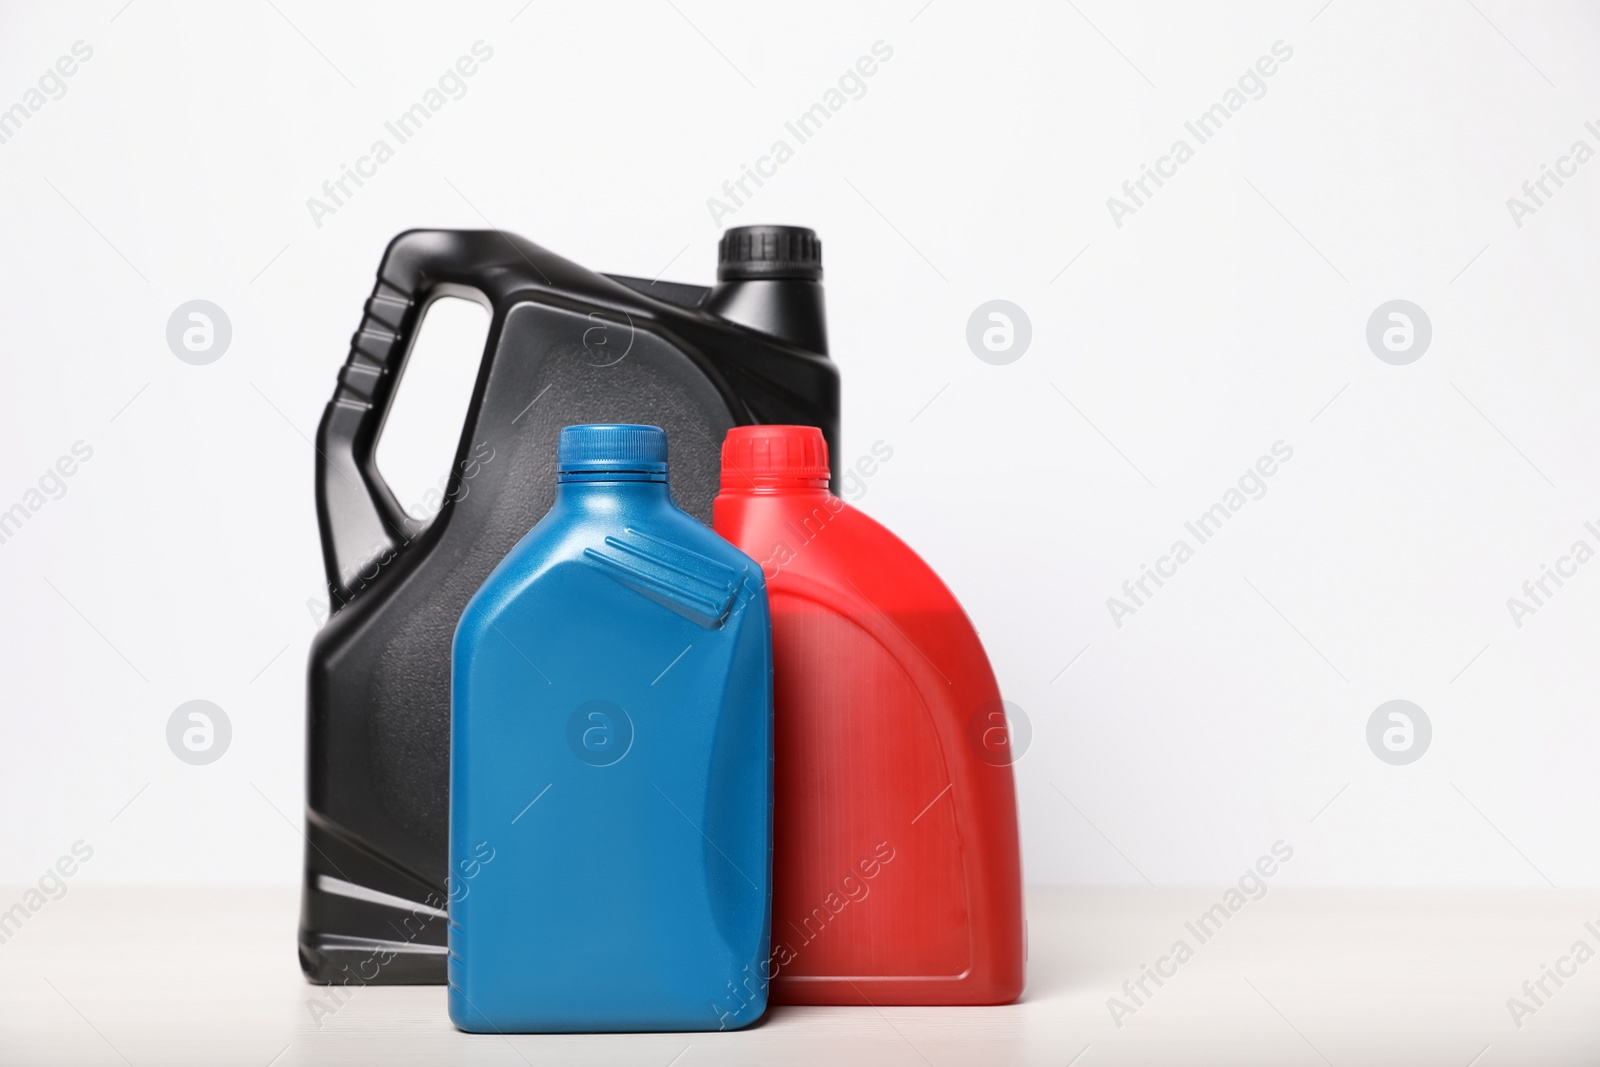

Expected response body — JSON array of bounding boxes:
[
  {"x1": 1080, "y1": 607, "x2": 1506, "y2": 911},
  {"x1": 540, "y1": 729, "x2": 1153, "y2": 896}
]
[{"x1": 2, "y1": 886, "x2": 1597, "y2": 1065}]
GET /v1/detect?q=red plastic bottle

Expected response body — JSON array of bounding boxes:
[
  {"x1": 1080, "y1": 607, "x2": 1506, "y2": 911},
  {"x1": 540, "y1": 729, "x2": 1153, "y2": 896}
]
[{"x1": 713, "y1": 425, "x2": 1024, "y2": 1005}]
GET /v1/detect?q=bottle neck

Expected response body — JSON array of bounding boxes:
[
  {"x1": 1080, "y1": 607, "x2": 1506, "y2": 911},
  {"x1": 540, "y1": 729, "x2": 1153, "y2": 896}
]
[
  {"x1": 713, "y1": 479, "x2": 843, "y2": 536},
  {"x1": 555, "y1": 474, "x2": 673, "y2": 507},
  {"x1": 704, "y1": 278, "x2": 828, "y2": 355},
  {"x1": 718, "y1": 477, "x2": 832, "y2": 497}
]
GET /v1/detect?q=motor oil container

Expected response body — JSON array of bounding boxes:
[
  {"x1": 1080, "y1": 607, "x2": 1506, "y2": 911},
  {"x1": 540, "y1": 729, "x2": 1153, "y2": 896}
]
[
  {"x1": 300, "y1": 227, "x2": 834, "y2": 984},
  {"x1": 712, "y1": 425, "x2": 1024, "y2": 1005},
  {"x1": 448, "y1": 424, "x2": 774, "y2": 1032}
]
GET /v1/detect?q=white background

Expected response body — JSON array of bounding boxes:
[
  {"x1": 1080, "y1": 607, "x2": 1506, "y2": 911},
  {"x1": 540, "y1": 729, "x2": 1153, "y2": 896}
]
[{"x1": 3, "y1": 0, "x2": 1600, "y2": 892}]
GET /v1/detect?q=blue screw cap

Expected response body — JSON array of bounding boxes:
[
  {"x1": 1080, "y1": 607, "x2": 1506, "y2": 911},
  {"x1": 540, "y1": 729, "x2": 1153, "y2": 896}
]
[{"x1": 557, "y1": 424, "x2": 668, "y2": 476}]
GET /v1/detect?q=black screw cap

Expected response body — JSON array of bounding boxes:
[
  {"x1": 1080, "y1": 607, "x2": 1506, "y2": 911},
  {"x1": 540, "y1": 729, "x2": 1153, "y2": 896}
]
[{"x1": 717, "y1": 225, "x2": 822, "y2": 282}]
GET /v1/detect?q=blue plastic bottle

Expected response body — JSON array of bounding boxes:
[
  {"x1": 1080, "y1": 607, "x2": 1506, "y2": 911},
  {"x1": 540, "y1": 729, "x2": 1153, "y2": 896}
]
[{"x1": 448, "y1": 424, "x2": 774, "y2": 1033}]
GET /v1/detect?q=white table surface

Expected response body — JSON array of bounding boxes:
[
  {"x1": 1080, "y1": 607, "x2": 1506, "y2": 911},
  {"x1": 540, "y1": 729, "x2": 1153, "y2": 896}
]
[{"x1": 3, "y1": 886, "x2": 1598, "y2": 1065}]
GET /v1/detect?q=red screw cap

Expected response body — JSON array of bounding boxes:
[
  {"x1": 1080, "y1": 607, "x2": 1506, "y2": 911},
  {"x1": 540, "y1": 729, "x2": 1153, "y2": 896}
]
[{"x1": 721, "y1": 425, "x2": 830, "y2": 489}]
